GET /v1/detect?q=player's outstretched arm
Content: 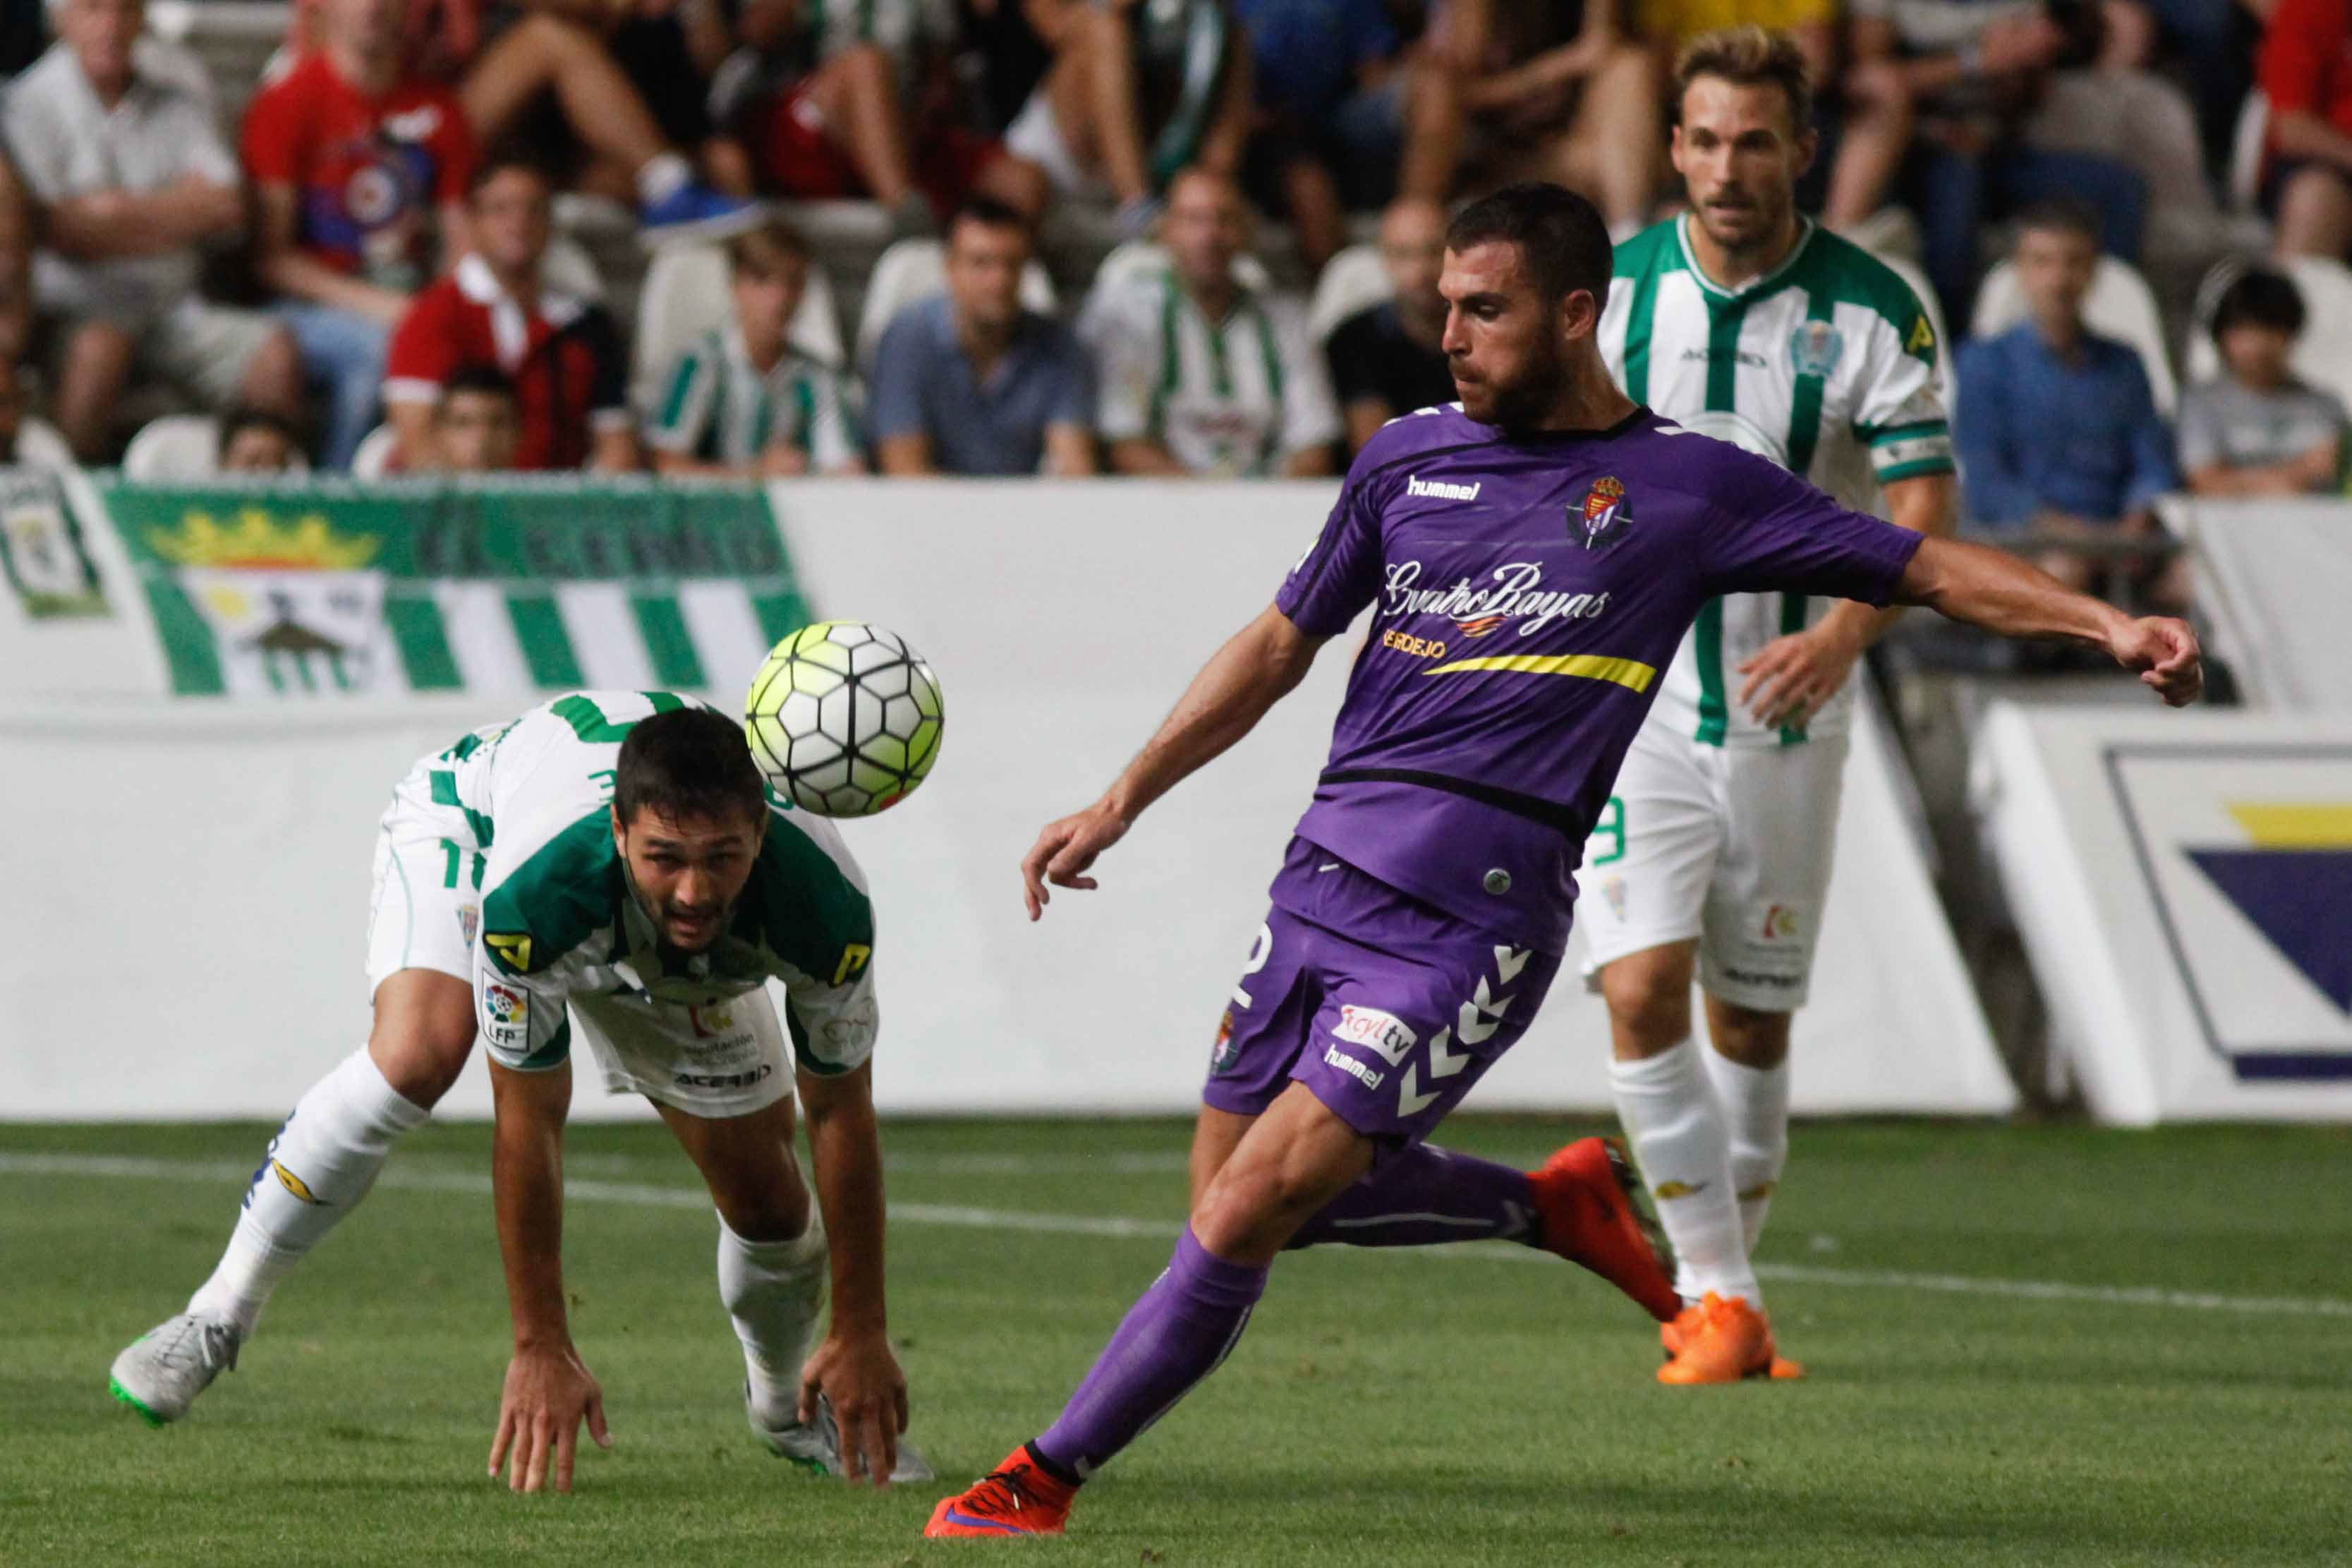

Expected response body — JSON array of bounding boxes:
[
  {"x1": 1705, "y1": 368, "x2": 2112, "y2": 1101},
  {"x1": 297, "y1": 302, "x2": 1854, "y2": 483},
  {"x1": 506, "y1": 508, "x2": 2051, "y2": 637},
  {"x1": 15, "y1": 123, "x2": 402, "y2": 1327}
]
[
  {"x1": 1740, "y1": 470, "x2": 1958, "y2": 729},
  {"x1": 1896, "y1": 535, "x2": 2204, "y2": 706},
  {"x1": 1021, "y1": 603, "x2": 1326, "y2": 918},
  {"x1": 795, "y1": 1062, "x2": 908, "y2": 1488},
  {"x1": 486, "y1": 1059, "x2": 612, "y2": 1494}
]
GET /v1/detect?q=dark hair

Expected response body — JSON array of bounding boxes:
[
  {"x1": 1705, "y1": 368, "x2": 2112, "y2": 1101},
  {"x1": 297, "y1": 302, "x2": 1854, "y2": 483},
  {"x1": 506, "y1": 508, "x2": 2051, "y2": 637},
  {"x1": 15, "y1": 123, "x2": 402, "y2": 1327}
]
[
  {"x1": 2210, "y1": 267, "x2": 2306, "y2": 341},
  {"x1": 442, "y1": 363, "x2": 518, "y2": 405},
  {"x1": 726, "y1": 218, "x2": 811, "y2": 279},
  {"x1": 614, "y1": 707, "x2": 768, "y2": 832},
  {"x1": 1445, "y1": 182, "x2": 1613, "y2": 307},
  {"x1": 2012, "y1": 196, "x2": 2102, "y2": 248},
  {"x1": 220, "y1": 406, "x2": 302, "y2": 450},
  {"x1": 949, "y1": 193, "x2": 1031, "y2": 245},
  {"x1": 468, "y1": 145, "x2": 556, "y2": 202},
  {"x1": 1673, "y1": 25, "x2": 1814, "y2": 136}
]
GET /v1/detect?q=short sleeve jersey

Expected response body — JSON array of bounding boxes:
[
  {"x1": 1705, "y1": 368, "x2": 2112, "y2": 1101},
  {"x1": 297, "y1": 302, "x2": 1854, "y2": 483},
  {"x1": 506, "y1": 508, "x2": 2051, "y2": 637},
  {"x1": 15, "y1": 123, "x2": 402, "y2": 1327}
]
[
  {"x1": 1084, "y1": 267, "x2": 1341, "y2": 475},
  {"x1": 646, "y1": 323, "x2": 861, "y2": 470},
  {"x1": 1274, "y1": 404, "x2": 1923, "y2": 952},
  {"x1": 1599, "y1": 217, "x2": 1952, "y2": 746},
  {"x1": 383, "y1": 256, "x2": 631, "y2": 470},
  {"x1": 443, "y1": 691, "x2": 879, "y2": 1078},
  {"x1": 241, "y1": 51, "x2": 475, "y2": 288}
]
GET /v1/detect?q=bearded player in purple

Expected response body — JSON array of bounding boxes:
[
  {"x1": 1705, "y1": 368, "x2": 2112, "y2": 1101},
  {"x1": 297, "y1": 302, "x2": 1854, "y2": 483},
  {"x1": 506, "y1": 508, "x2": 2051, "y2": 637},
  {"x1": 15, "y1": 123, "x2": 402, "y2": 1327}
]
[{"x1": 927, "y1": 184, "x2": 2202, "y2": 1540}]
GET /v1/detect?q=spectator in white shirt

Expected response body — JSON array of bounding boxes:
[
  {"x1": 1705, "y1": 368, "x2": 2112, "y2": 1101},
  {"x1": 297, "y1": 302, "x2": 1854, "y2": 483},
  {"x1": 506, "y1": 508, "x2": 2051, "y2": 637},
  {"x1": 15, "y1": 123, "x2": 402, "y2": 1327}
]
[
  {"x1": 1081, "y1": 166, "x2": 1338, "y2": 478},
  {"x1": 2, "y1": 0, "x2": 304, "y2": 461}
]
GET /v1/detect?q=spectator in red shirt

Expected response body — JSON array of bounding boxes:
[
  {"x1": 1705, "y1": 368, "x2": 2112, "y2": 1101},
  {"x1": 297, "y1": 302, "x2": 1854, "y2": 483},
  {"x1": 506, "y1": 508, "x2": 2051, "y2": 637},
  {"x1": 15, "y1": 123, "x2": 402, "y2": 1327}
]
[
  {"x1": 383, "y1": 152, "x2": 637, "y2": 472},
  {"x1": 2262, "y1": 0, "x2": 2352, "y2": 257},
  {"x1": 286, "y1": 0, "x2": 755, "y2": 239},
  {"x1": 243, "y1": 0, "x2": 479, "y2": 468}
]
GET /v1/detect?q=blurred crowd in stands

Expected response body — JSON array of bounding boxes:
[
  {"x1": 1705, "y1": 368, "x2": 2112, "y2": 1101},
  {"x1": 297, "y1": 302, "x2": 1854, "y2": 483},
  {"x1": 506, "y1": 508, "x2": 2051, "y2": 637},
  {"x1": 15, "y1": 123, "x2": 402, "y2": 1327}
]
[{"x1": 0, "y1": 0, "x2": 2343, "y2": 577}]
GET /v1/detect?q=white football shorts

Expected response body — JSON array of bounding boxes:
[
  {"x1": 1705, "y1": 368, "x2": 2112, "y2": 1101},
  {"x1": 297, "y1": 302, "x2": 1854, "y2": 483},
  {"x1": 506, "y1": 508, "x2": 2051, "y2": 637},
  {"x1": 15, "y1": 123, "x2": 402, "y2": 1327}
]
[
  {"x1": 1575, "y1": 726, "x2": 1849, "y2": 1012},
  {"x1": 365, "y1": 754, "x2": 487, "y2": 994},
  {"x1": 564, "y1": 988, "x2": 795, "y2": 1119}
]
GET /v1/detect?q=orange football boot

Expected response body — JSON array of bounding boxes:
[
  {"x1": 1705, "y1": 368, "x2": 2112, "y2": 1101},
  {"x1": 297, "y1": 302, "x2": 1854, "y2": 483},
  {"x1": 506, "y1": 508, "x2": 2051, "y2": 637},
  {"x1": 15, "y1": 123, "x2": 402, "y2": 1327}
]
[
  {"x1": 1660, "y1": 1300, "x2": 1705, "y2": 1359},
  {"x1": 1528, "y1": 1137, "x2": 1681, "y2": 1322},
  {"x1": 1656, "y1": 1292, "x2": 1778, "y2": 1384},
  {"x1": 924, "y1": 1445, "x2": 1077, "y2": 1538}
]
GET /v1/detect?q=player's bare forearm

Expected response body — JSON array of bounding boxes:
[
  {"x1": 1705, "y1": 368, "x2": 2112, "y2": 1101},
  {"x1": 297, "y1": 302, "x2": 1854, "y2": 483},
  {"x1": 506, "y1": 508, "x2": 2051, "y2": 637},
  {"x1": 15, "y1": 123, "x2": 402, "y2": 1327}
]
[
  {"x1": 488, "y1": 1059, "x2": 573, "y2": 1350},
  {"x1": 1108, "y1": 603, "x2": 1322, "y2": 818},
  {"x1": 1022, "y1": 604, "x2": 1323, "y2": 916},
  {"x1": 796, "y1": 1062, "x2": 909, "y2": 1485},
  {"x1": 1896, "y1": 535, "x2": 2203, "y2": 704},
  {"x1": 1825, "y1": 469, "x2": 1956, "y2": 650},
  {"x1": 799, "y1": 1063, "x2": 889, "y2": 1341}
]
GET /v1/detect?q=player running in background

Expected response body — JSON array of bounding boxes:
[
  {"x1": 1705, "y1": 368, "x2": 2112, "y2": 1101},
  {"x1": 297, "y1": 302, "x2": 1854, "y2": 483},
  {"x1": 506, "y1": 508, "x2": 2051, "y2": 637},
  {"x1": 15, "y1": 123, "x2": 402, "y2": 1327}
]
[
  {"x1": 1586, "y1": 27, "x2": 1958, "y2": 1385},
  {"x1": 927, "y1": 182, "x2": 2200, "y2": 1539},
  {"x1": 110, "y1": 695, "x2": 925, "y2": 1491}
]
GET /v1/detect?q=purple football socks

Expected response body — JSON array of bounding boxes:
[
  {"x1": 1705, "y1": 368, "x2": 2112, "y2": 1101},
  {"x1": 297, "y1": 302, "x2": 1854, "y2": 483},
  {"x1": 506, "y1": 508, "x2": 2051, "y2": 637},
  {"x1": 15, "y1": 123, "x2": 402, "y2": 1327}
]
[
  {"x1": 1285, "y1": 1143, "x2": 1539, "y2": 1249},
  {"x1": 1031, "y1": 1227, "x2": 1267, "y2": 1480}
]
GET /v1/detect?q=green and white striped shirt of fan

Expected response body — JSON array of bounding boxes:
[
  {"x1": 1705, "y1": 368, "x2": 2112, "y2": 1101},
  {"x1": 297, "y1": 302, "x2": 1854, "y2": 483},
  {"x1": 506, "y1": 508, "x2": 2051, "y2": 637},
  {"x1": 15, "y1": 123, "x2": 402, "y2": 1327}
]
[
  {"x1": 1599, "y1": 215, "x2": 1955, "y2": 748},
  {"x1": 648, "y1": 324, "x2": 864, "y2": 474}
]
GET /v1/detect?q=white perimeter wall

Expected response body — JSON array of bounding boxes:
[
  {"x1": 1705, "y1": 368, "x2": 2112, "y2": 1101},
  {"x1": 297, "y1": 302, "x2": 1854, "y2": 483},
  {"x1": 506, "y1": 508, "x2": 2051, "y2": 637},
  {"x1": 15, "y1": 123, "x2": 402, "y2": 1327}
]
[{"x1": 0, "y1": 480, "x2": 2012, "y2": 1120}]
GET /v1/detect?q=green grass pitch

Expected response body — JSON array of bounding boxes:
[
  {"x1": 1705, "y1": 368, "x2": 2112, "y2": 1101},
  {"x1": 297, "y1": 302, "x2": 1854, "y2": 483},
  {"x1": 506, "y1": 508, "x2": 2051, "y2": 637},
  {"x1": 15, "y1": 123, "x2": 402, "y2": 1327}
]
[{"x1": 2, "y1": 1116, "x2": 2346, "y2": 1566}]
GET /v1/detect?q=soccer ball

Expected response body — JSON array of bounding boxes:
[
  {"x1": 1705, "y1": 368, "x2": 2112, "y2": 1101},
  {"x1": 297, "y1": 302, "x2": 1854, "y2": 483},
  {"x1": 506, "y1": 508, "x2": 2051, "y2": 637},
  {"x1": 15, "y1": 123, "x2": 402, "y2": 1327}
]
[{"x1": 743, "y1": 621, "x2": 945, "y2": 817}]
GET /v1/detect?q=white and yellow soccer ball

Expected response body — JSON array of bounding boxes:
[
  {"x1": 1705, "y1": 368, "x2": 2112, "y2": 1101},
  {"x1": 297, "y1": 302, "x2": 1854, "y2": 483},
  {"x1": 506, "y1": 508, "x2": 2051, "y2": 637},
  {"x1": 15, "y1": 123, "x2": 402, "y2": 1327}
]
[{"x1": 744, "y1": 621, "x2": 945, "y2": 817}]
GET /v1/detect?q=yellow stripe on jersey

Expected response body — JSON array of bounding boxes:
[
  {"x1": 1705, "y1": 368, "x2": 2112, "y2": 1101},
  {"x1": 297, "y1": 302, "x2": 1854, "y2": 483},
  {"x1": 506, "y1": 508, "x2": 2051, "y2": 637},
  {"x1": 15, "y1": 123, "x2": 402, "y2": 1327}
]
[{"x1": 1421, "y1": 653, "x2": 1658, "y2": 693}]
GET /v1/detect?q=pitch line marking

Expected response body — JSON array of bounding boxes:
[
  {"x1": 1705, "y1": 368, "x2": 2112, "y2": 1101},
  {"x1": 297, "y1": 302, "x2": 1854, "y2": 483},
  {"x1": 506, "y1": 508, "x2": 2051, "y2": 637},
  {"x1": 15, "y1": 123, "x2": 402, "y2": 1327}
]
[{"x1": 3, "y1": 1151, "x2": 2345, "y2": 1320}]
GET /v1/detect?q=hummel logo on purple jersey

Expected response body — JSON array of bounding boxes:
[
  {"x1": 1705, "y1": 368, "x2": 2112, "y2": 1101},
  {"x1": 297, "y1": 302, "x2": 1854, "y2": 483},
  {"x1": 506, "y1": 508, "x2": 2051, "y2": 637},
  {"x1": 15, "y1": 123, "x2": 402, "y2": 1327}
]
[{"x1": 1405, "y1": 474, "x2": 1481, "y2": 502}]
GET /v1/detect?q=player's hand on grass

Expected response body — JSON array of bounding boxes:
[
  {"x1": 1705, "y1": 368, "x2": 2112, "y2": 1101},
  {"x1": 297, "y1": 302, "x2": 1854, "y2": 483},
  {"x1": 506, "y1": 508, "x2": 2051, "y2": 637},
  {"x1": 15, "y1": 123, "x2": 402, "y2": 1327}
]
[
  {"x1": 2107, "y1": 615, "x2": 2203, "y2": 707},
  {"x1": 489, "y1": 1342, "x2": 611, "y2": 1494},
  {"x1": 800, "y1": 1332, "x2": 909, "y2": 1487},
  {"x1": 1737, "y1": 622, "x2": 1862, "y2": 731},
  {"x1": 1020, "y1": 801, "x2": 1131, "y2": 920}
]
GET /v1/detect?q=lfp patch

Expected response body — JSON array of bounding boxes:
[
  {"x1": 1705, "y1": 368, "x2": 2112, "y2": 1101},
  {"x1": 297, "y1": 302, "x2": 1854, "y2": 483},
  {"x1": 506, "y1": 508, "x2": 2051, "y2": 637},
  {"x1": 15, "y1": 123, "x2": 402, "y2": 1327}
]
[
  {"x1": 483, "y1": 983, "x2": 528, "y2": 1047},
  {"x1": 1575, "y1": 476, "x2": 1633, "y2": 550}
]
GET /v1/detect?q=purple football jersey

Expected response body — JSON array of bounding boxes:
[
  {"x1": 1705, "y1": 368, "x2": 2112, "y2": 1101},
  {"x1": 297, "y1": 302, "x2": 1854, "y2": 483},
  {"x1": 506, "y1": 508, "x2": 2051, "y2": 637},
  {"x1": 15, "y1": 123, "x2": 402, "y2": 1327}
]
[{"x1": 1275, "y1": 403, "x2": 1924, "y2": 952}]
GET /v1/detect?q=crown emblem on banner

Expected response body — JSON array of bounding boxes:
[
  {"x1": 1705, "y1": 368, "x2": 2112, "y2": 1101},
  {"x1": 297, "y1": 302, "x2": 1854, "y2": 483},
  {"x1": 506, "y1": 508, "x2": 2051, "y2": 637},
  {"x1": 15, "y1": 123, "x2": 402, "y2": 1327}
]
[{"x1": 145, "y1": 509, "x2": 380, "y2": 571}]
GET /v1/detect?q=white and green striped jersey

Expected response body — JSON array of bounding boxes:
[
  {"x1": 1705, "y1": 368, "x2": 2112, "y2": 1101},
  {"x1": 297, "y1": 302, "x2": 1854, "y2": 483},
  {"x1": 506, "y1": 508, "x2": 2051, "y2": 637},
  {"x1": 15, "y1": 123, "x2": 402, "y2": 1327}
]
[
  {"x1": 451, "y1": 691, "x2": 878, "y2": 1080},
  {"x1": 1599, "y1": 216, "x2": 1953, "y2": 747},
  {"x1": 646, "y1": 324, "x2": 862, "y2": 473},
  {"x1": 1083, "y1": 267, "x2": 1340, "y2": 477}
]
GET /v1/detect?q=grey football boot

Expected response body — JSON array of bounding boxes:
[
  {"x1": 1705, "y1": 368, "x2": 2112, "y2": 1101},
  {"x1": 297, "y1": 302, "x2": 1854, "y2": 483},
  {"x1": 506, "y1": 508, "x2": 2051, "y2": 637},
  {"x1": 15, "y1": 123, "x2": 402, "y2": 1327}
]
[
  {"x1": 110, "y1": 1313, "x2": 243, "y2": 1426},
  {"x1": 746, "y1": 1386, "x2": 934, "y2": 1482}
]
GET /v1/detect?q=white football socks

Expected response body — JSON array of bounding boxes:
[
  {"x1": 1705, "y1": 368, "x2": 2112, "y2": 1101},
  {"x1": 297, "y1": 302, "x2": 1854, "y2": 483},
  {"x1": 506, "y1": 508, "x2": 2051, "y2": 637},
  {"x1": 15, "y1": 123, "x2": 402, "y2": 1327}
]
[
  {"x1": 1608, "y1": 1038, "x2": 1760, "y2": 1308},
  {"x1": 1702, "y1": 1047, "x2": 1792, "y2": 1258},
  {"x1": 717, "y1": 1209, "x2": 828, "y2": 1430},
  {"x1": 188, "y1": 1047, "x2": 430, "y2": 1335}
]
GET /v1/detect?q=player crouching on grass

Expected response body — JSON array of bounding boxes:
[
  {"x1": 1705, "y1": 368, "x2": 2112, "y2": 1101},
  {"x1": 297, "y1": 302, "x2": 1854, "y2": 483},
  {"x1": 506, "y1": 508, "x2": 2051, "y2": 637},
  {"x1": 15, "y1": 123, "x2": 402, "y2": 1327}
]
[
  {"x1": 109, "y1": 696, "x2": 927, "y2": 1492},
  {"x1": 926, "y1": 182, "x2": 2200, "y2": 1539}
]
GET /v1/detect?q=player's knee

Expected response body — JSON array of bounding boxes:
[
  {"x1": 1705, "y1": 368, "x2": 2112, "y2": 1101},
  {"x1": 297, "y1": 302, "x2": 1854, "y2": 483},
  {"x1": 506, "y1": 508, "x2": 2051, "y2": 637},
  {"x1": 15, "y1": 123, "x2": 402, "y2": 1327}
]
[
  {"x1": 1709, "y1": 1002, "x2": 1792, "y2": 1071},
  {"x1": 1601, "y1": 959, "x2": 1695, "y2": 1055},
  {"x1": 715, "y1": 1184, "x2": 813, "y2": 1245},
  {"x1": 1190, "y1": 1160, "x2": 1316, "y2": 1259},
  {"x1": 368, "y1": 973, "x2": 478, "y2": 1107}
]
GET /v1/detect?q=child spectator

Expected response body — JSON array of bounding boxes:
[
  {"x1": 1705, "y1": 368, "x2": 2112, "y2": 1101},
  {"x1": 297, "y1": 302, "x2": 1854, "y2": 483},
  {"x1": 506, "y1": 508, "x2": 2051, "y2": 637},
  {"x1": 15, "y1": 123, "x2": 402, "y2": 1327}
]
[
  {"x1": 2178, "y1": 267, "x2": 2347, "y2": 496},
  {"x1": 648, "y1": 219, "x2": 867, "y2": 478}
]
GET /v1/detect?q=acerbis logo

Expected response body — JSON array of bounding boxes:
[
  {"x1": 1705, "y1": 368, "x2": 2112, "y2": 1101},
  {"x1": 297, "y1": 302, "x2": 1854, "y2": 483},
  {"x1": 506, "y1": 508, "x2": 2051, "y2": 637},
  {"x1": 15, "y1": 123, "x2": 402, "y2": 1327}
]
[{"x1": 1406, "y1": 474, "x2": 1481, "y2": 502}]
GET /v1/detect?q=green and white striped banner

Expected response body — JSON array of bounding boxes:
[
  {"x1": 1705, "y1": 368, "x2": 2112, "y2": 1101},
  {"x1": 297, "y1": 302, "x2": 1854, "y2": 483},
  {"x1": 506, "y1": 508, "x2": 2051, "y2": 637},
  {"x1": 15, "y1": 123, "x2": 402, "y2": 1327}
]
[{"x1": 103, "y1": 479, "x2": 812, "y2": 698}]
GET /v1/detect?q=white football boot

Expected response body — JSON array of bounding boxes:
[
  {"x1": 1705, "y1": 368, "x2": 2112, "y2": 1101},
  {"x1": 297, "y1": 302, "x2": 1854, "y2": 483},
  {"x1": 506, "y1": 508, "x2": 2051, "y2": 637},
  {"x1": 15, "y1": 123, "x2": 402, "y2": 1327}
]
[
  {"x1": 110, "y1": 1313, "x2": 243, "y2": 1426},
  {"x1": 746, "y1": 1386, "x2": 934, "y2": 1481}
]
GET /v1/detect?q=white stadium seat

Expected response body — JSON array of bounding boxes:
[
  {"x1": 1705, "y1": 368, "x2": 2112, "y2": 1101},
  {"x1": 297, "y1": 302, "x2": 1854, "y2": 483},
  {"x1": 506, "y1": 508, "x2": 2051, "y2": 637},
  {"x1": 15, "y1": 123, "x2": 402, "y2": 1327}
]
[
  {"x1": 2183, "y1": 253, "x2": 2352, "y2": 412},
  {"x1": 631, "y1": 241, "x2": 845, "y2": 415},
  {"x1": 125, "y1": 415, "x2": 226, "y2": 481},
  {"x1": 1969, "y1": 255, "x2": 2178, "y2": 415},
  {"x1": 2229, "y1": 92, "x2": 2270, "y2": 216},
  {"x1": 349, "y1": 423, "x2": 401, "y2": 480},
  {"x1": 852, "y1": 237, "x2": 1058, "y2": 377},
  {"x1": 1307, "y1": 243, "x2": 1392, "y2": 344},
  {"x1": 15, "y1": 417, "x2": 78, "y2": 473}
]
